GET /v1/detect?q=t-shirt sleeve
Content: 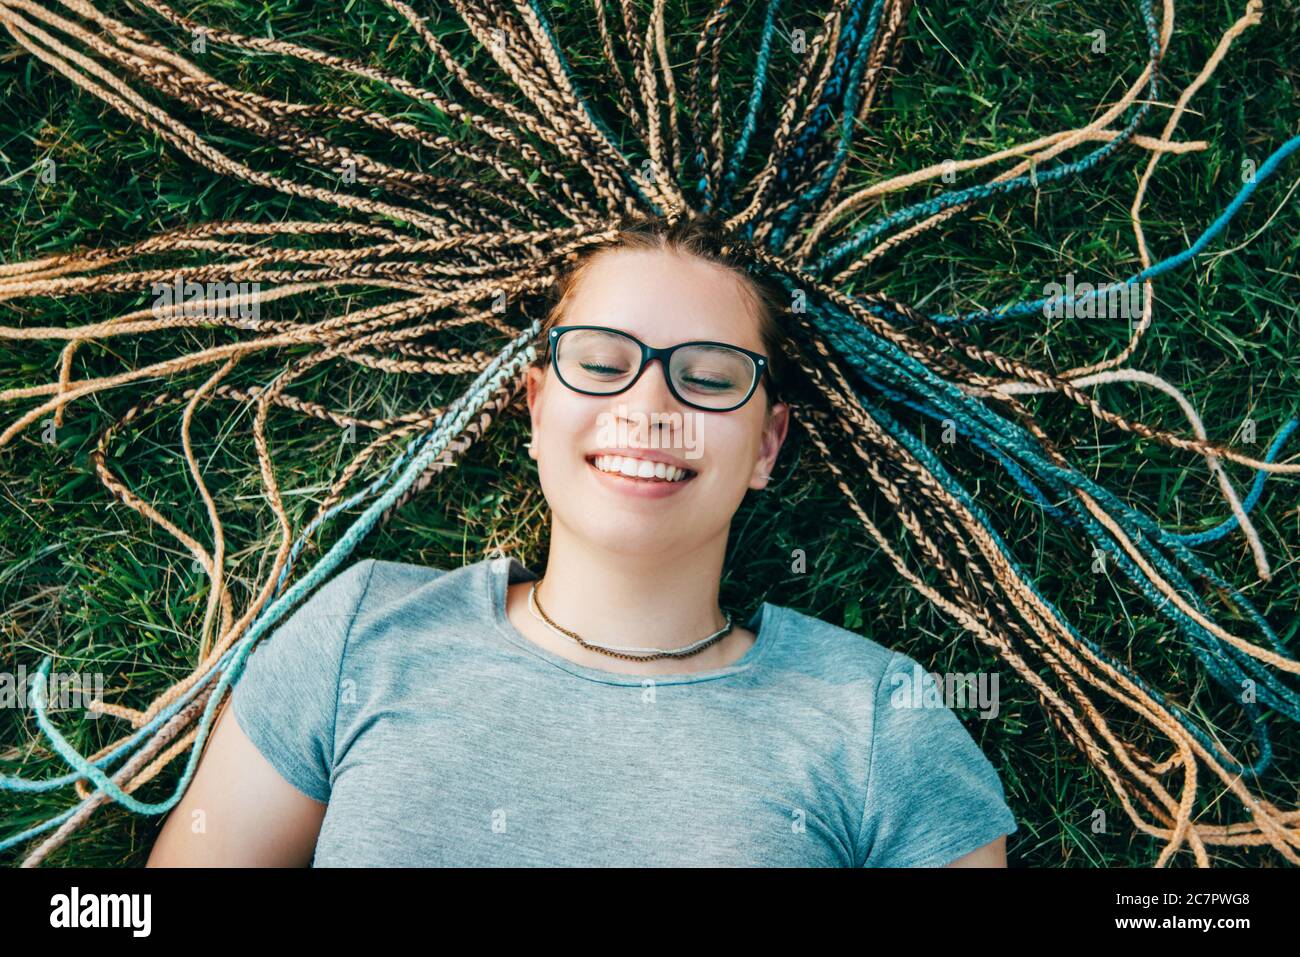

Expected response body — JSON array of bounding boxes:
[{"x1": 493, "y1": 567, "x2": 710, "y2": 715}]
[
  {"x1": 230, "y1": 558, "x2": 377, "y2": 803},
  {"x1": 857, "y1": 650, "x2": 1017, "y2": 867}
]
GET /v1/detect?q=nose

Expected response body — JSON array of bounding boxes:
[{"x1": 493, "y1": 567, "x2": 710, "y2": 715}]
[
  {"x1": 616, "y1": 357, "x2": 681, "y2": 412},
  {"x1": 607, "y1": 358, "x2": 687, "y2": 444}
]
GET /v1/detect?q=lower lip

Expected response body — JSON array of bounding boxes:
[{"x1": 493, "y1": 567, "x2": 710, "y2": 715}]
[{"x1": 586, "y1": 458, "x2": 696, "y2": 498}]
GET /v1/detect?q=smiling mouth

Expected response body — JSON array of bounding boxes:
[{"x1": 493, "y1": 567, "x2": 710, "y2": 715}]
[{"x1": 585, "y1": 454, "x2": 697, "y2": 484}]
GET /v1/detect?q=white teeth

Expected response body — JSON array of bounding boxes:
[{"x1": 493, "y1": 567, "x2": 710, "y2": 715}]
[{"x1": 590, "y1": 454, "x2": 691, "y2": 483}]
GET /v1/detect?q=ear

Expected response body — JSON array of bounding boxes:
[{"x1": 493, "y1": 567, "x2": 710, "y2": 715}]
[
  {"x1": 524, "y1": 364, "x2": 546, "y2": 461},
  {"x1": 749, "y1": 401, "x2": 790, "y2": 490}
]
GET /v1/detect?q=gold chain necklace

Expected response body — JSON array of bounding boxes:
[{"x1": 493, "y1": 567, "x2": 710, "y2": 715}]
[{"x1": 528, "y1": 579, "x2": 733, "y2": 662}]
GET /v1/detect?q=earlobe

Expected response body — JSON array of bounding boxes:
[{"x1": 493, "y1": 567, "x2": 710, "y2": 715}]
[
  {"x1": 749, "y1": 402, "x2": 790, "y2": 490},
  {"x1": 762, "y1": 403, "x2": 790, "y2": 463},
  {"x1": 525, "y1": 366, "x2": 544, "y2": 461}
]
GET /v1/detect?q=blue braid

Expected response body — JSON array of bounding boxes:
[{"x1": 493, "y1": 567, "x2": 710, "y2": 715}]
[
  {"x1": 0, "y1": 324, "x2": 541, "y2": 848},
  {"x1": 920, "y1": 133, "x2": 1300, "y2": 323},
  {"x1": 525, "y1": 0, "x2": 664, "y2": 215},
  {"x1": 767, "y1": 0, "x2": 886, "y2": 251},
  {"x1": 811, "y1": 0, "x2": 1164, "y2": 278},
  {"x1": 783, "y1": 282, "x2": 1294, "y2": 772},
  {"x1": 718, "y1": 0, "x2": 785, "y2": 214},
  {"x1": 1168, "y1": 419, "x2": 1298, "y2": 546}
]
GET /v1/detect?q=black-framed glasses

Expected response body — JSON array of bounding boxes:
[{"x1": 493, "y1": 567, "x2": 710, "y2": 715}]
[{"x1": 547, "y1": 325, "x2": 770, "y2": 413}]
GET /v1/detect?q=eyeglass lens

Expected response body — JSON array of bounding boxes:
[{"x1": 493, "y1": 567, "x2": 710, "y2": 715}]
[{"x1": 555, "y1": 328, "x2": 756, "y2": 410}]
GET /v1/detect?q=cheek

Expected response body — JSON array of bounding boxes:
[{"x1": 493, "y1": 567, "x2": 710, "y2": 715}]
[
  {"x1": 536, "y1": 397, "x2": 596, "y2": 462},
  {"x1": 696, "y1": 413, "x2": 763, "y2": 470}
]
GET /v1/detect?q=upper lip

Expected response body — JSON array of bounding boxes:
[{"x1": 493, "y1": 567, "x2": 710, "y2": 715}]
[{"x1": 586, "y1": 447, "x2": 697, "y2": 473}]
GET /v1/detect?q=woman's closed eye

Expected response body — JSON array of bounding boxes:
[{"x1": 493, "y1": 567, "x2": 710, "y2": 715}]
[
  {"x1": 579, "y1": 359, "x2": 632, "y2": 377},
  {"x1": 680, "y1": 371, "x2": 737, "y2": 392}
]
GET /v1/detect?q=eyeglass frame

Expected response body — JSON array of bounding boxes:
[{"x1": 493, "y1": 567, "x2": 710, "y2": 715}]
[{"x1": 546, "y1": 324, "x2": 771, "y2": 413}]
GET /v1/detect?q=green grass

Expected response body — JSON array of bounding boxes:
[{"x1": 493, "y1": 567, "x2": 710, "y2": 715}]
[{"x1": 1, "y1": 0, "x2": 1298, "y2": 867}]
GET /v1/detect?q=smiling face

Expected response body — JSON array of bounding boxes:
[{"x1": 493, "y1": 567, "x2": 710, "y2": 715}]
[{"x1": 525, "y1": 245, "x2": 790, "y2": 559}]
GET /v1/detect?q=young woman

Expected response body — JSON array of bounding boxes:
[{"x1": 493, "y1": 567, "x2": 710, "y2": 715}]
[{"x1": 147, "y1": 212, "x2": 1016, "y2": 867}]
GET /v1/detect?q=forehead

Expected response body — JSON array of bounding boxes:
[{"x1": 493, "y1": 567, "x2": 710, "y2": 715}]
[{"x1": 562, "y1": 247, "x2": 763, "y2": 351}]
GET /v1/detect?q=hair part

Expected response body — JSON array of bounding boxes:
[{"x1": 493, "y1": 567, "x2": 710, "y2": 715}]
[{"x1": 536, "y1": 211, "x2": 792, "y2": 411}]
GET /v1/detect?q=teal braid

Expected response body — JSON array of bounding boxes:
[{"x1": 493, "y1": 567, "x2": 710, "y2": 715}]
[
  {"x1": 765, "y1": 0, "x2": 885, "y2": 251},
  {"x1": 809, "y1": 0, "x2": 1164, "y2": 276},
  {"x1": 0, "y1": 321, "x2": 541, "y2": 835},
  {"x1": 525, "y1": 0, "x2": 664, "y2": 215},
  {"x1": 849, "y1": 382, "x2": 1278, "y2": 778},
  {"x1": 718, "y1": 0, "x2": 785, "y2": 213},
  {"x1": 783, "y1": 284, "x2": 1296, "y2": 773},
  {"x1": 920, "y1": 133, "x2": 1300, "y2": 323},
  {"x1": 776, "y1": 0, "x2": 869, "y2": 188}
]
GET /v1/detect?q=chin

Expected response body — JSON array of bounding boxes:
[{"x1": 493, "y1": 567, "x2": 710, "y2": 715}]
[{"x1": 570, "y1": 515, "x2": 689, "y2": 557}]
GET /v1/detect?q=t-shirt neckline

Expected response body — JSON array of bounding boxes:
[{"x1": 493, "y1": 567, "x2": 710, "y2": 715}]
[{"x1": 486, "y1": 555, "x2": 779, "y2": 686}]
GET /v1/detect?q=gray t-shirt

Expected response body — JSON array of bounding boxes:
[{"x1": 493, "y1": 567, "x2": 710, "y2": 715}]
[{"x1": 230, "y1": 555, "x2": 1017, "y2": 866}]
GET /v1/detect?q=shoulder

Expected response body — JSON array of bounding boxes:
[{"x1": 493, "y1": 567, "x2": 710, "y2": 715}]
[
  {"x1": 768, "y1": 605, "x2": 986, "y2": 717},
  {"x1": 348, "y1": 556, "x2": 450, "y2": 605},
  {"x1": 767, "y1": 603, "x2": 1001, "y2": 782},
  {"x1": 762, "y1": 606, "x2": 1015, "y2": 865},
  {"x1": 766, "y1": 603, "x2": 899, "y2": 687},
  {"x1": 337, "y1": 556, "x2": 489, "y2": 628},
  {"x1": 761, "y1": 604, "x2": 917, "y2": 739},
  {"x1": 265, "y1": 556, "x2": 485, "y2": 645}
]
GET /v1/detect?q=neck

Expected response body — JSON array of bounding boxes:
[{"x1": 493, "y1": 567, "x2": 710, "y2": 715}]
[{"x1": 533, "y1": 519, "x2": 730, "y2": 651}]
